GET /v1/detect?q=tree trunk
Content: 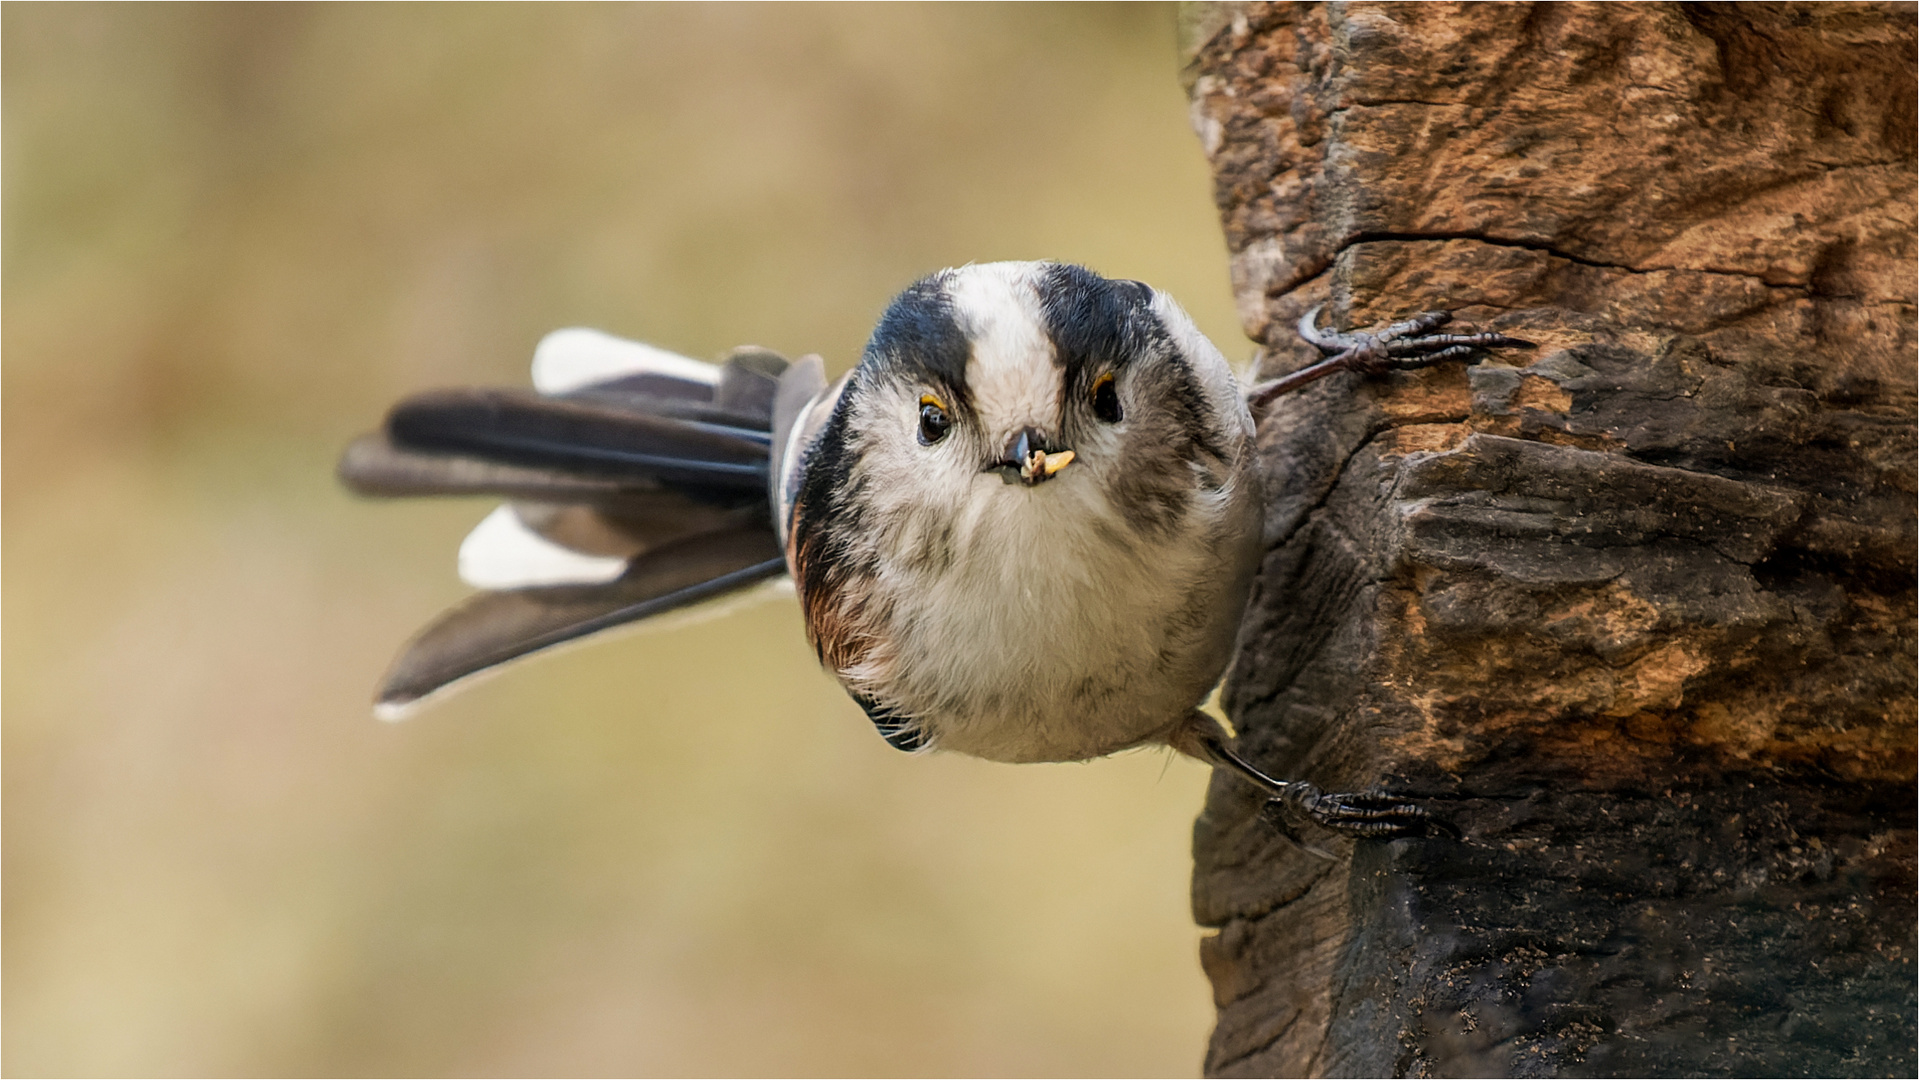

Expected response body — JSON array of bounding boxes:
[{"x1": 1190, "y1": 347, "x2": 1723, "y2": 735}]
[{"x1": 1180, "y1": 4, "x2": 1917, "y2": 1076}]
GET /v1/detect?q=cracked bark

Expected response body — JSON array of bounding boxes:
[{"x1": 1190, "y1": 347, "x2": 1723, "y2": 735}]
[{"x1": 1180, "y1": 4, "x2": 1916, "y2": 1076}]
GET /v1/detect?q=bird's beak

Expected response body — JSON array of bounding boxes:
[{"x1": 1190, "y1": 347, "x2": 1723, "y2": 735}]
[{"x1": 990, "y1": 427, "x2": 1075, "y2": 486}]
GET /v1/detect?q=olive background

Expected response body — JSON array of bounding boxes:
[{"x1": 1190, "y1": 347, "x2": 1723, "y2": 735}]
[{"x1": 4, "y1": 5, "x2": 1251, "y2": 1075}]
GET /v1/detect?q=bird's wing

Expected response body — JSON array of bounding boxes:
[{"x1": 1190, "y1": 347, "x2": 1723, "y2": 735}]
[{"x1": 769, "y1": 356, "x2": 847, "y2": 548}]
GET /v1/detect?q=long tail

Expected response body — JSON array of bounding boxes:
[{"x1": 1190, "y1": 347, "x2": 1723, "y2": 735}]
[{"x1": 339, "y1": 329, "x2": 811, "y2": 718}]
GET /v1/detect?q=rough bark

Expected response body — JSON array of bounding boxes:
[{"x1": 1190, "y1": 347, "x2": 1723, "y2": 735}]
[{"x1": 1180, "y1": 4, "x2": 1917, "y2": 1076}]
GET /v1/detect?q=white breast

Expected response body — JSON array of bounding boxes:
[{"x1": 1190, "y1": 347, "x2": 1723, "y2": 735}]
[{"x1": 853, "y1": 462, "x2": 1261, "y2": 763}]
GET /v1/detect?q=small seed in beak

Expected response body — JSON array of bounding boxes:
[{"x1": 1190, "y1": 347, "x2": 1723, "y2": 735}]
[
  {"x1": 993, "y1": 428, "x2": 1074, "y2": 485},
  {"x1": 1018, "y1": 448, "x2": 1075, "y2": 484}
]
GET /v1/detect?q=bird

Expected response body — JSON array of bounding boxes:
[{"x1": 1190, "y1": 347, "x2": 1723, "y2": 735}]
[{"x1": 339, "y1": 260, "x2": 1530, "y2": 839}]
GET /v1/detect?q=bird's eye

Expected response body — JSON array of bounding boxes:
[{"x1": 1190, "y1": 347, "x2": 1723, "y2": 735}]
[
  {"x1": 918, "y1": 394, "x2": 951, "y2": 445},
  {"x1": 1091, "y1": 373, "x2": 1123, "y2": 424}
]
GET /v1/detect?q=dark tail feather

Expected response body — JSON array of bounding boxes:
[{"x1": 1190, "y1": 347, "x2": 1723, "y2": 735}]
[
  {"x1": 338, "y1": 433, "x2": 758, "y2": 545},
  {"x1": 344, "y1": 348, "x2": 796, "y2": 717},
  {"x1": 374, "y1": 527, "x2": 785, "y2": 717},
  {"x1": 339, "y1": 432, "x2": 641, "y2": 501},
  {"x1": 384, "y1": 388, "x2": 770, "y2": 497}
]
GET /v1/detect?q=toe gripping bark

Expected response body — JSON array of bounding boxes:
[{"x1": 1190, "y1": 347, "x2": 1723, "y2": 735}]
[
  {"x1": 1199, "y1": 734, "x2": 1461, "y2": 847},
  {"x1": 1247, "y1": 306, "x2": 1535, "y2": 409}
]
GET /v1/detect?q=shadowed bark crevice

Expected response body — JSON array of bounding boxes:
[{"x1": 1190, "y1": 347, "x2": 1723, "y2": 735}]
[{"x1": 1340, "y1": 231, "x2": 1820, "y2": 287}]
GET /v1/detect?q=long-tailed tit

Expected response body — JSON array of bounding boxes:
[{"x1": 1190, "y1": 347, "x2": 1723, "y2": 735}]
[{"x1": 340, "y1": 261, "x2": 1529, "y2": 838}]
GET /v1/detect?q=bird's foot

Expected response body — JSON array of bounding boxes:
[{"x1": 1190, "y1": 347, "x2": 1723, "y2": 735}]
[
  {"x1": 1262, "y1": 782, "x2": 1462, "y2": 842},
  {"x1": 1195, "y1": 731, "x2": 1461, "y2": 849},
  {"x1": 1247, "y1": 305, "x2": 1534, "y2": 408}
]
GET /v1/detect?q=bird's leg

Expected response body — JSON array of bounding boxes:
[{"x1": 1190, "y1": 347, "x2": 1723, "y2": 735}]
[
  {"x1": 1246, "y1": 305, "x2": 1535, "y2": 409},
  {"x1": 1172, "y1": 711, "x2": 1460, "y2": 842}
]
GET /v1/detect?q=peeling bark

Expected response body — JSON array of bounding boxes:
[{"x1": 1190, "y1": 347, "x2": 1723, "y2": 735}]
[{"x1": 1181, "y1": 4, "x2": 1917, "y2": 1075}]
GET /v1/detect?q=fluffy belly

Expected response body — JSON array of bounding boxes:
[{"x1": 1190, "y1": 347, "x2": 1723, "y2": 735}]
[
  {"x1": 928, "y1": 642, "x2": 1227, "y2": 763},
  {"x1": 840, "y1": 459, "x2": 1263, "y2": 764},
  {"x1": 872, "y1": 534, "x2": 1251, "y2": 763}
]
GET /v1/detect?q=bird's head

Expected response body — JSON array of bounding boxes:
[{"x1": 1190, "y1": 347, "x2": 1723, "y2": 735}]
[{"x1": 829, "y1": 261, "x2": 1247, "y2": 547}]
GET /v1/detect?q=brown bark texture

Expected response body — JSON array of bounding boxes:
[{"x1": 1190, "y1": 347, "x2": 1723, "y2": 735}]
[{"x1": 1181, "y1": 3, "x2": 1917, "y2": 1076}]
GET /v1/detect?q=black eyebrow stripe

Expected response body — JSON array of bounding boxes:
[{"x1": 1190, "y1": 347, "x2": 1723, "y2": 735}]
[
  {"x1": 861, "y1": 271, "x2": 974, "y2": 411},
  {"x1": 1035, "y1": 263, "x2": 1171, "y2": 385}
]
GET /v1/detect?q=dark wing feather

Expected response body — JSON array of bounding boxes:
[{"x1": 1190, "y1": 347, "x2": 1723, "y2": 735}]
[{"x1": 376, "y1": 527, "x2": 785, "y2": 714}]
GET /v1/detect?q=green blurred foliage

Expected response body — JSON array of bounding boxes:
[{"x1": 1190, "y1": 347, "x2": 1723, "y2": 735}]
[{"x1": 3, "y1": 4, "x2": 1249, "y2": 1075}]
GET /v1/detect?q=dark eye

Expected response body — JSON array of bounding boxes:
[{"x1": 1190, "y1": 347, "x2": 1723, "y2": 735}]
[
  {"x1": 918, "y1": 395, "x2": 951, "y2": 445},
  {"x1": 1091, "y1": 373, "x2": 1123, "y2": 424}
]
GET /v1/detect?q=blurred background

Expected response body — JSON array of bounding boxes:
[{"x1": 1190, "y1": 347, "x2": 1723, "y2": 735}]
[{"x1": 4, "y1": 5, "x2": 1250, "y2": 1075}]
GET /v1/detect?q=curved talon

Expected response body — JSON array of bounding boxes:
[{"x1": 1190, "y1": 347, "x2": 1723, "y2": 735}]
[{"x1": 1296, "y1": 305, "x2": 1342, "y2": 352}]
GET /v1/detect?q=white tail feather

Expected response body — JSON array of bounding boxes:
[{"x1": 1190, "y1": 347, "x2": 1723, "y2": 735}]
[
  {"x1": 530, "y1": 328, "x2": 719, "y2": 395},
  {"x1": 458, "y1": 505, "x2": 628, "y2": 589}
]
